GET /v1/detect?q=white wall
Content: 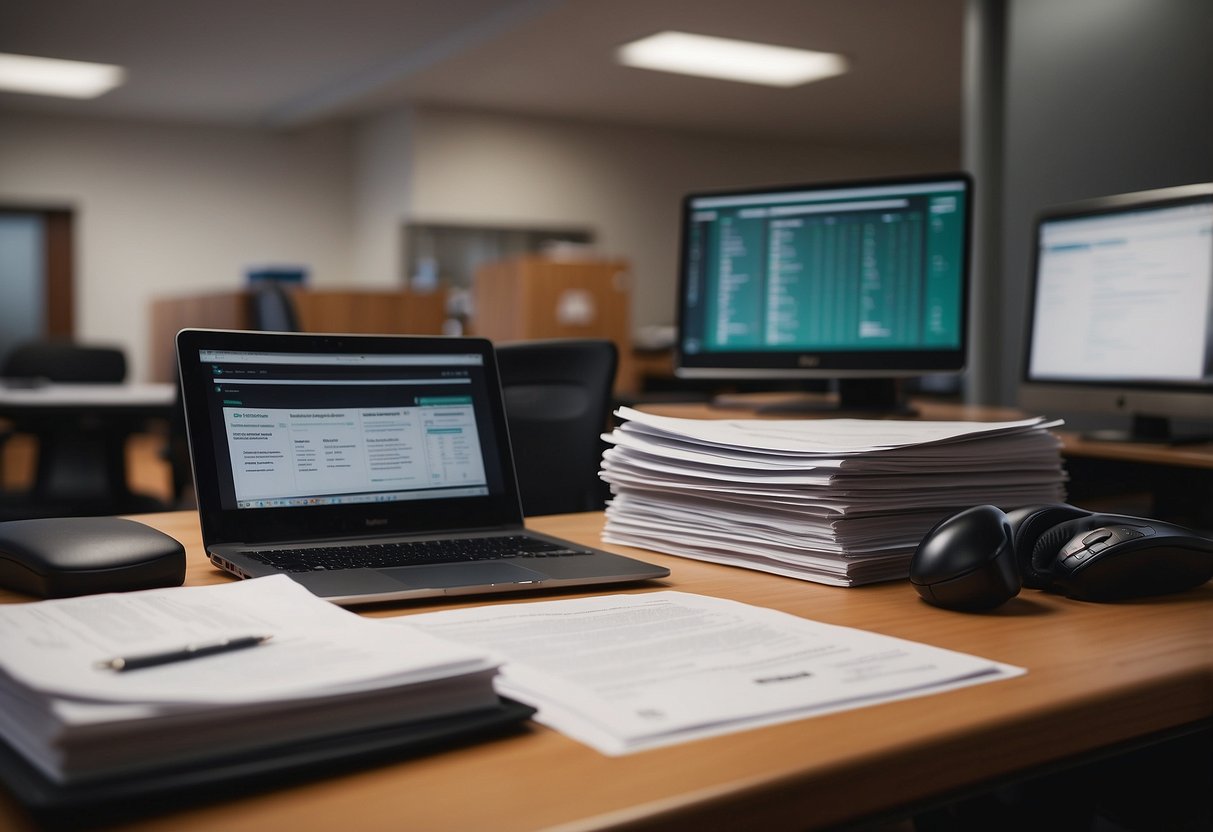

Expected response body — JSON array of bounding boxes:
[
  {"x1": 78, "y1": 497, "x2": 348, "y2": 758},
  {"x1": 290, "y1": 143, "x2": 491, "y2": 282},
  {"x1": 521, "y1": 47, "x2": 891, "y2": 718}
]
[
  {"x1": 0, "y1": 112, "x2": 355, "y2": 381},
  {"x1": 0, "y1": 105, "x2": 958, "y2": 380},
  {"x1": 405, "y1": 106, "x2": 960, "y2": 329},
  {"x1": 352, "y1": 109, "x2": 416, "y2": 286}
]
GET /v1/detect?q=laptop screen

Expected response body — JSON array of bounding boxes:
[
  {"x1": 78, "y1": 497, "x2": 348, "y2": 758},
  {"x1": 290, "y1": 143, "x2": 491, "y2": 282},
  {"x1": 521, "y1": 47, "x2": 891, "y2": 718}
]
[{"x1": 177, "y1": 330, "x2": 523, "y2": 547}]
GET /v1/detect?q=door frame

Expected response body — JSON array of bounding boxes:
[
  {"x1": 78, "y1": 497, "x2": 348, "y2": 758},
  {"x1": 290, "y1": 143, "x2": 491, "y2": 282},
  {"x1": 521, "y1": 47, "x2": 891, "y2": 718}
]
[{"x1": 0, "y1": 206, "x2": 74, "y2": 337}]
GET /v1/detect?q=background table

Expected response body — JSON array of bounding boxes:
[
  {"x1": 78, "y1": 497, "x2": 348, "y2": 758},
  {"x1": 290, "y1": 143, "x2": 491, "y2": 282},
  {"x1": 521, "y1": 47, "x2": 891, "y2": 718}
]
[{"x1": 0, "y1": 382, "x2": 176, "y2": 517}]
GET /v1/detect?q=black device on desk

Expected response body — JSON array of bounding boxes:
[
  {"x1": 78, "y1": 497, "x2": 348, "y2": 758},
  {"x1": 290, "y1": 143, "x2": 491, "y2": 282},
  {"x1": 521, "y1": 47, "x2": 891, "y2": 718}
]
[
  {"x1": 0, "y1": 517, "x2": 185, "y2": 598},
  {"x1": 909, "y1": 503, "x2": 1213, "y2": 611}
]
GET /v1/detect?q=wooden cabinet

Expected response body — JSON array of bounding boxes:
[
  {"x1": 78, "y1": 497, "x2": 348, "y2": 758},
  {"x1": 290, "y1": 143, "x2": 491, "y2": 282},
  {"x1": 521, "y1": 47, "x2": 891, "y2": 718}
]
[
  {"x1": 291, "y1": 289, "x2": 446, "y2": 336},
  {"x1": 148, "y1": 287, "x2": 447, "y2": 382},
  {"x1": 470, "y1": 255, "x2": 635, "y2": 392}
]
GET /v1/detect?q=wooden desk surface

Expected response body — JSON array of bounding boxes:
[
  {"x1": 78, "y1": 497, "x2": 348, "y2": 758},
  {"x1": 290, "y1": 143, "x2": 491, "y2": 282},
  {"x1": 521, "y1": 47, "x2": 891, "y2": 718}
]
[{"x1": 1, "y1": 511, "x2": 1209, "y2": 832}]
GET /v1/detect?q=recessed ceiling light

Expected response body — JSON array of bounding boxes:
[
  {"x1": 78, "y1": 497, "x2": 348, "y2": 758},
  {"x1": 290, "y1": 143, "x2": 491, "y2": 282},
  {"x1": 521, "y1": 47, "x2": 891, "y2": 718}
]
[
  {"x1": 0, "y1": 52, "x2": 126, "y2": 99},
  {"x1": 616, "y1": 31, "x2": 848, "y2": 88}
]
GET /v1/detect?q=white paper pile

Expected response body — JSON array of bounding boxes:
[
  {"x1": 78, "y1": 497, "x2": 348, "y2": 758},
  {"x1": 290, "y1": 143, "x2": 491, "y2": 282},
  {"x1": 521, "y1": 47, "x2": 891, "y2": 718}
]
[
  {"x1": 600, "y1": 407, "x2": 1068, "y2": 586},
  {"x1": 0, "y1": 576, "x2": 500, "y2": 784}
]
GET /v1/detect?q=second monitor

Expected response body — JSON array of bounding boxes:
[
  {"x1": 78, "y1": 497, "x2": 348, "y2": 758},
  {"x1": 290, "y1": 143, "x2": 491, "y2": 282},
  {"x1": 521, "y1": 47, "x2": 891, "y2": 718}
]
[
  {"x1": 1018, "y1": 182, "x2": 1213, "y2": 443},
  {"x1": 674, "y1": 172, "x2": 972, "y2": 414}
]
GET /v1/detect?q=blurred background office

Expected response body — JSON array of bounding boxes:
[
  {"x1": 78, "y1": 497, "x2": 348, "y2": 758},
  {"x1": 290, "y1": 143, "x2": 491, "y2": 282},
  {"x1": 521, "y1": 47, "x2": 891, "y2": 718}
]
[{"x1": 0, "y1": 0, "x2": 1210, "y2": 406}]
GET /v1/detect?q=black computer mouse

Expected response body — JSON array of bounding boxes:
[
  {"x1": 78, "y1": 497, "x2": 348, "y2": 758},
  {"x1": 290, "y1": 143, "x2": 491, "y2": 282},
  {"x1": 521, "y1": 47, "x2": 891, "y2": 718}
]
[
  {"x1": 0, "y1": 516, "x2": 186, "y2": 598},
  {"x1": 909, "y1": 504, "x2": 1024, "y2": 610},
  {"x1": 1044, "y1": 518, "x2": 1213, "y2": 602}
]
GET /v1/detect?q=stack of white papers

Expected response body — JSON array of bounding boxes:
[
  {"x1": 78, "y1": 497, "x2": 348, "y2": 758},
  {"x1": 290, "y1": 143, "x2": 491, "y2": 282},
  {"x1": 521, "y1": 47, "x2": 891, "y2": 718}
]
[
  {"x1": 600, "y1": 407, "x2": 1067, "y2": 586},
  {"x1": 403, "y1": 591, "x2": 1024, "y2": 755},
  {"x1": 0, "y1": 576, "x2": 500, "y2": 784}
]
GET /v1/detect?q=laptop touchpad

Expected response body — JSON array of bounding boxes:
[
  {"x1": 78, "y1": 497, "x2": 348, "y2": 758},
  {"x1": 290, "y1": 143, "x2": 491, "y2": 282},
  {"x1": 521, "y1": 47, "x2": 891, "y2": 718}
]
[{"x1": 382, "y1": 561, "x2": 547, "y2": 589}]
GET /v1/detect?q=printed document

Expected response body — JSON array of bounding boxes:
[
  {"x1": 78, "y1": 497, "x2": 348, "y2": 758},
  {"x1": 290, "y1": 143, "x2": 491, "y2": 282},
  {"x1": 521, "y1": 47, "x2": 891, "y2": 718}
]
[
  {"x1": 0, "y1": 574, "x2": 493, "y2": 705},
  {"x1": 403, "y1": 590, "x2": 1024, "y2": 754}
]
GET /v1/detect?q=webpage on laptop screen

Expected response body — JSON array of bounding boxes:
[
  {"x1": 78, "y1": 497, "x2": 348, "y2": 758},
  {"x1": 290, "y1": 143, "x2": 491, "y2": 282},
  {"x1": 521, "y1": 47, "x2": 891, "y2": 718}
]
[{"x1": 197, "y1": 350, "x2": 492, "y2": 509}]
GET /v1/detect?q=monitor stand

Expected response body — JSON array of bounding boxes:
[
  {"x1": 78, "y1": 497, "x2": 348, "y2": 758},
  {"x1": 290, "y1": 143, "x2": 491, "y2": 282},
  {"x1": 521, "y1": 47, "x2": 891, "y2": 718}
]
[
  {"x1": 1082, "y1": 415, "x2": 1212, "y2": 446},
  {"x1": 714, "y1": 378, "x2": 918, "y2": 418}
]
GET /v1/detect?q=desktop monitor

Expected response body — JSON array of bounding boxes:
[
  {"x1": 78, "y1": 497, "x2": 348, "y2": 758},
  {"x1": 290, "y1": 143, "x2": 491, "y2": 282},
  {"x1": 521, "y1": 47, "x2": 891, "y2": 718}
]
[
  {"x1": 674, "y1": 172, "x2": 972, "y2": 414},
  {"x1": 1019, "y1": 182, "x2": 1213, "y2": 442}
]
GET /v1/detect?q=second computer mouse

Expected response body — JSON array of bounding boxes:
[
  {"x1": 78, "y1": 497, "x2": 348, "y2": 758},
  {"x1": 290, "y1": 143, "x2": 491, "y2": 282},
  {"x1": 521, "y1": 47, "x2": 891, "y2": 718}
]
[
  {"x1": 1041, "y1": 517, "x2": 1213, "y2": 602},
  {"x1": 0, "y1": 516, "x2": 186, "y2": 599}
]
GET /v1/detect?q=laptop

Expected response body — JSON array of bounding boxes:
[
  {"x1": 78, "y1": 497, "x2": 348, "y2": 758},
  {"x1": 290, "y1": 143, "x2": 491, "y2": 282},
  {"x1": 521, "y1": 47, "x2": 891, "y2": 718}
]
[{"x1": 175, "y1": 328, "x2": 669, "y2": 605}]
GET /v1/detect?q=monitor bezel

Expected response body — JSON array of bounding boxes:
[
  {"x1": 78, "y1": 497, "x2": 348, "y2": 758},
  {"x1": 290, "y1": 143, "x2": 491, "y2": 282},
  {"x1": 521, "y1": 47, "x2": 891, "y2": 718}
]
[
  {"x1": 672, "y1": 171, "x2": 974, "y2": 382},
  {"x1": 1017, "y1": 182, "x2": 1213, "y2": 436}
]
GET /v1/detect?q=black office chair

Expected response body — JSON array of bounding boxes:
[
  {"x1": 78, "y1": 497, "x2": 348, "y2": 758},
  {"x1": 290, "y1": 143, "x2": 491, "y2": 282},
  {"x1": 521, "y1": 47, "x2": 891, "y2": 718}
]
[
  {"x1": 495, "y1": 338, "x2": 617, "y2": 516},
  {"x1": 2, "y1": 340, "x2": 126, "y2": 383},
  {"x1": 163, "y1": 379, "x2": 195, "y2": 509},
  {"x1": 247, "y1": 280, "x2": 302, "y2": 332}
]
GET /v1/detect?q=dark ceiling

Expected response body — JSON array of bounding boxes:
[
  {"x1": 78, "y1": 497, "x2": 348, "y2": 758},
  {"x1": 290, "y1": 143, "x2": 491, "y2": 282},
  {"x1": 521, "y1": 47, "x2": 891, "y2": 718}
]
[{"x1": 0, "y1": 0, "x2": 965, "y2": 145}]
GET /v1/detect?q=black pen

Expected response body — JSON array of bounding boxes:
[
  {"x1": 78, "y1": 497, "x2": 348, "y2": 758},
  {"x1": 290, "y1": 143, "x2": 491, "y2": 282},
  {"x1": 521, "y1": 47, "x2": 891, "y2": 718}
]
[{"x1": 97, "y1": 635, "x2": 273, "y2": 672}]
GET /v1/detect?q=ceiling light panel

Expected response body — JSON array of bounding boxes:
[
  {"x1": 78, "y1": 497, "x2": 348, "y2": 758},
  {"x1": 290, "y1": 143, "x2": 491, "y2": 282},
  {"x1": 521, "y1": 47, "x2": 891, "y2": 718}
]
[
  {"x1": 616, "y1": 31, "x2": 848, "y2": 88},
  {"x1": 0, "y1": 53, "x2": 126, "y2": 99}
]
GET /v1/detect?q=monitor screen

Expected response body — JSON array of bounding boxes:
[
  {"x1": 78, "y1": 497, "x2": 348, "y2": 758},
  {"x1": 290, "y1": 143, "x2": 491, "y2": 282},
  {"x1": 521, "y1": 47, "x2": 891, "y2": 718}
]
[
  {"x1": 674, "y1": 172, "x2": 972, "y2": 414},
  {"x1": 1019, "y1": 182, "x2": 1213, "y2": 442}
]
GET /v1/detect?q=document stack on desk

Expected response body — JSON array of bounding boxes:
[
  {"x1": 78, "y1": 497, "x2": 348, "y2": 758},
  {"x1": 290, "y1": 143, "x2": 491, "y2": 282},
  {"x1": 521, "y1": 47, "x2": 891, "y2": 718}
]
[
  {"x1": 0, "y1": 575, "x2": 506, "y2": 790},
  {"x1": 600, "y1": 407, "x2": 1067, "y2": 586}
]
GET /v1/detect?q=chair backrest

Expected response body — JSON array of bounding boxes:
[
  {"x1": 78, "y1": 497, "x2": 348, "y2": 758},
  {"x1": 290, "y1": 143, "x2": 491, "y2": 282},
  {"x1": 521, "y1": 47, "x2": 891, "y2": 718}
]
[
  {"x1": 495, "y1": 338, "x2": 617, "y2": 516},
  {"x1": 247, "y1": 281, "x2": 301, "y2": 332},
  {"x1": 1, "y1": 340, "x2": 126, "y2": 383},
  {"x1": 165, "y1": 377, "x2": 196, "y2": 508}
]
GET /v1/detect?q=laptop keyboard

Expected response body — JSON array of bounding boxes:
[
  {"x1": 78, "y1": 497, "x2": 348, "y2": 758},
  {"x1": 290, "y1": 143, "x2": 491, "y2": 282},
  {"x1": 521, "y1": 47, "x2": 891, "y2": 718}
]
[{"x1": 244, "y1": 535, "x2": 593, "y2": 573}]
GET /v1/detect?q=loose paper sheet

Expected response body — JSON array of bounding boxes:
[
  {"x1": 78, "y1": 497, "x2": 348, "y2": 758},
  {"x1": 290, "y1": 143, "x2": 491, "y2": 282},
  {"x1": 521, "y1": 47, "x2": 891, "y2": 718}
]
[
  {"x1": 403, "y1": 591, "x2": 1024, "y2": 754},
  {"x1": 612, "y1": 406, "x2": 1062, "y2": 454}
]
